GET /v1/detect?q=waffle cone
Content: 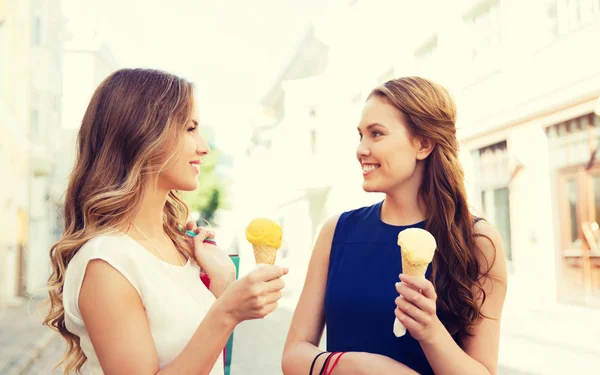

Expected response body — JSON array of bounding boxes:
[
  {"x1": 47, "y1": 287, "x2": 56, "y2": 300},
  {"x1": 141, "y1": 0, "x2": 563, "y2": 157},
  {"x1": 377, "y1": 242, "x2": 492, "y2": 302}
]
[
  {"x1": 401, "y1": 251, "x2": 429, "y2": 276},
  {"x1": 252, "y1": 244, "x2": 278, "y2": 265}
]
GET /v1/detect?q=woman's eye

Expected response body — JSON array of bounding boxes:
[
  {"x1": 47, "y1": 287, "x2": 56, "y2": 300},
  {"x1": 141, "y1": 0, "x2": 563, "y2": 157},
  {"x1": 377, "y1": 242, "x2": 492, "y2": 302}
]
[{"x1": 188, "y1": 120, "x2": 199, "y2": 132}]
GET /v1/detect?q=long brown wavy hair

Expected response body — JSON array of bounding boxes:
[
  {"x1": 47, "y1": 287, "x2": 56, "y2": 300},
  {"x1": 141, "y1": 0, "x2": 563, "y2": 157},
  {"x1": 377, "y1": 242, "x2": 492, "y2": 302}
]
[
  {"x1": 43, "y1": 68, "x2": 196, "y2": 374},
  {"x1": 370, "y1": 77, "x2": 496, "y2": 344}
]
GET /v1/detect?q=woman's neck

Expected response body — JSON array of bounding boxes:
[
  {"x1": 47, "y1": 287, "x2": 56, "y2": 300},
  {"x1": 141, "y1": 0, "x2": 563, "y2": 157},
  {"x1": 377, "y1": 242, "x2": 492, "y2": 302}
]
[
  {"x1": 382, "y1": 167, "x2": 427, "y2": 226},
  {"x1": 381, "y1": 193, "x2": 427, "y2": 227},
  {"x1": 130, "y1": 187, "x2": 170, "y2": 237}
]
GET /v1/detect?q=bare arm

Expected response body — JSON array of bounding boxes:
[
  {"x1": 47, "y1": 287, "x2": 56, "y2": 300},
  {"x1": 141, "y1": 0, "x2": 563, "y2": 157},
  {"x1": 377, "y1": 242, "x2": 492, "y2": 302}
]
[
  {"x1": 204, "y1": 245, "x2": 236, "y2": 299},
  {"x1": 418, "y1": 220, "x2": 508, "y2": 375},
  {"x1": 282, "y1": 216, "x2": 420, "y2": 375},
  {"x1": 80, "y1": 259, "x2": 286, "y2": 375}
]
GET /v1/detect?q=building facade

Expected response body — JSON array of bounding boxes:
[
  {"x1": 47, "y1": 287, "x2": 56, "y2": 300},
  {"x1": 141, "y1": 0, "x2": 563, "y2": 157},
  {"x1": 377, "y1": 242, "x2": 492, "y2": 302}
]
[
  {"x1": 0, "y1": 0, "x2": 64, "y2": 301},
  {"x1": 250, "y1": 0, "x2": 600, "y2": 308}
]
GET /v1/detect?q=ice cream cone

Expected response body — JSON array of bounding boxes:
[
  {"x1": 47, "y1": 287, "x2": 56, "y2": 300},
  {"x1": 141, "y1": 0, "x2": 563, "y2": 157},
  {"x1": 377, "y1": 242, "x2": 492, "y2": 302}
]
[
  {"x1": 394, "y1": 228, "x2": 437, "y2": 338},
  {"x1": 401, "y1": 251, "x2": 429, "y2": 277},
  {"x1": 246, "y1": 218, "x2": 283, "y2": 266},
  {"x1": 253, "y1": 244, "x2": 278, "y2": 265}
]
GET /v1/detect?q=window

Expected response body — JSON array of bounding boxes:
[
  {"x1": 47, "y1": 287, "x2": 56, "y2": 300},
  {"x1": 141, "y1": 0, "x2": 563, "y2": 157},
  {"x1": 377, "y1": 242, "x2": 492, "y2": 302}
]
[
  {"x1": 554, "y1": 0, "x2": 600, "y2": 35},
  {"x1": 567, "y1": 178, "x2": 580, "y2": 246},
  {"x1": 556, "y1": 165, "x2": 600, "y2": 305},
  {"x1": 476, "y1": 141, "x2": 512, "y2": 260},
  {"x1": 31, "y1": 0, "x2": 42, "y2": 46},
  {"x1": 540, "y1": 0, "x2": 560, "y2": 42},
  {"x1": 557, "y1": 168, "x2": 600, "y2": 249},
  {"x1": 478, "y1": 141, "x2": 510, "y2": 185},
  {"x1": 550, "y1": 114, "x2": 600, "y2": 305},
  {"x1": 463, "y1": 0, "x2": 502, "y2": 68},
  {"x1": 577, "y1": 0, "x2": 600, "y2": 23},
  {"x1": 593, "y1": 175, "x2": 600, "y2": 224},
  {"x1": 565, "y1": 0, "x2": 583, "y2": 28},
  {"x1": 32, "y1": 16, "x2": 41, "y2": 45},
  {"x1": 546, "y1": 114, "x2": 597, "y2": 170},
  {"x1": 481, "y1": 187, "x2": 513, "y2": 260},
  {"x1": 551, "y1": 114, "x2": 600, "y2": 249}
]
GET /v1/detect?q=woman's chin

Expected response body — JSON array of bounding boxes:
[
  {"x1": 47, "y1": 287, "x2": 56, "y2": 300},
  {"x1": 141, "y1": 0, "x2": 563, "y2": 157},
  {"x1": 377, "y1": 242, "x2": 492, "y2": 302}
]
[
  {"x1": 362, "y1": 181, "x2": 381, "y2": 193},
  {"x1": 175, "y1": 180, "x2": 199, "y2": 192}
]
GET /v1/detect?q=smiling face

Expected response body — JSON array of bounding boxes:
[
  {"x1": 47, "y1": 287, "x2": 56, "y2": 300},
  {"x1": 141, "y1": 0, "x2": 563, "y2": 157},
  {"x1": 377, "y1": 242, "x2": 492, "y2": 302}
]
[
  {"x1": 157, "y1": 103, "x2": 210, "y2": 192},
  {"x1": 356, "y1": 95, "x2": 432, "y2": 194}
]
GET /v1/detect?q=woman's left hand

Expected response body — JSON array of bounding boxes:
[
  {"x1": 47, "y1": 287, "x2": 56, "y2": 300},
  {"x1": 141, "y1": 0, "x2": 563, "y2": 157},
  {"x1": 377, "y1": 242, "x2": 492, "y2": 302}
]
[
  {"x1": 185, "y1": 221, "x2": 236, "y2": 289},
  {"x1": 394, "y1": 274, "x2": 444, "y2": 344}
]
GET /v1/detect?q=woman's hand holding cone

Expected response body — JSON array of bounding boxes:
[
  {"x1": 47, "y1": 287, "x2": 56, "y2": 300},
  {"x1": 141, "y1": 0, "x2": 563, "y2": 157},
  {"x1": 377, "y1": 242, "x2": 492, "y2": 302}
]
[{"x1": 394, "y1": 274, "x2": 443, "y2": 344}]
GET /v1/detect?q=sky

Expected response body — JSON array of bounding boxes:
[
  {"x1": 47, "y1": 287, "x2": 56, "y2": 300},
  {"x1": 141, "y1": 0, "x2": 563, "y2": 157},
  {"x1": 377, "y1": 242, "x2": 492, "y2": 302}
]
[{"x1": 63, "y1": 0, "x2": 326, "y2": 153}]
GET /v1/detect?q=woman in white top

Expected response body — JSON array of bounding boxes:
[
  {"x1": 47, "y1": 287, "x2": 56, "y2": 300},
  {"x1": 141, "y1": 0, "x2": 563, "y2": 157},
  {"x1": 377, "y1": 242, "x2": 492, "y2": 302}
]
[{"x1": 43, "y1": 68, "x2": 287, "y2": 375}]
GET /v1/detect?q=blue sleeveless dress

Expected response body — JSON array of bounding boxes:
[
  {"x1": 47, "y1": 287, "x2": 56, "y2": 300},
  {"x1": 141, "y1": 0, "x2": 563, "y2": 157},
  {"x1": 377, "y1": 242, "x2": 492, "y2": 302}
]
[{"x1": 325, "y1": 201, "x2": 445, "y2": 375}]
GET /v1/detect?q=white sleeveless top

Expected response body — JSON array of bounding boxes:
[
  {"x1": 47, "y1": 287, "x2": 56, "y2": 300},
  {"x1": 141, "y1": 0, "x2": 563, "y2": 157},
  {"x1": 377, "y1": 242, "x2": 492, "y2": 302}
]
[{"x1": 62, "y1": 233, "x2": 224, "y2": 375}]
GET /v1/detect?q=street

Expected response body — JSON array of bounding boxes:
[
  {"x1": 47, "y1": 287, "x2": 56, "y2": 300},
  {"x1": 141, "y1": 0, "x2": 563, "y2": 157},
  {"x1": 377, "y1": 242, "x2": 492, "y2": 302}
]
[
  {"x1": 0, "y1": 298, "x2": 57, "y2": 375},
  {"x1": 19, "y1": 337, "x2": 63, "y2": 375},
  {"x1": 1, "y1": 281, "x2": 599, "y2": 374}
]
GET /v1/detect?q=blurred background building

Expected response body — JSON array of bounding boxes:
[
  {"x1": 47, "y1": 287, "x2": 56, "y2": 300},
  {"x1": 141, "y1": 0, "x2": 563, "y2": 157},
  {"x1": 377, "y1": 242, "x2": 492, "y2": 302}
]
[
  {"x1": 238, "y1": 0, "x2": 600, "y2": 310},
  {"x1": 229, "y1": 2, "x2": 600, "y2": 372},
  {"x1": 0, "y1": 0, "x2": 65, "y2": 302}
]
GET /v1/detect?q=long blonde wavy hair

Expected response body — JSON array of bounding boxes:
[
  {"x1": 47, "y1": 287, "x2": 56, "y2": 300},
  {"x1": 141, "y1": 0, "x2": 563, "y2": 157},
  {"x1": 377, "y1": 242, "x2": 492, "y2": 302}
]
[{"x1": 43, "y1": 68, "x2": 196, "y2": 374}]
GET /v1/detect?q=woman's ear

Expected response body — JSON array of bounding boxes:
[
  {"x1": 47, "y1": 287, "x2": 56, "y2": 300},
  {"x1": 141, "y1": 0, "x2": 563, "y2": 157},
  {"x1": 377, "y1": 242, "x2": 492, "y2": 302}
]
[{"x1": 416, "y1": 138, "x2": 435, "y2": 161}]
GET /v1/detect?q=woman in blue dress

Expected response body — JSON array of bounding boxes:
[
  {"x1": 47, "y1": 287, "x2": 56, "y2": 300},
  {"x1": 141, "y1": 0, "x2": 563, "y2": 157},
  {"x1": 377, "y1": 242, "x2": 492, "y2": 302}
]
[{"x1": 282, "y1": 77, "x2": 507, "y2": 375}]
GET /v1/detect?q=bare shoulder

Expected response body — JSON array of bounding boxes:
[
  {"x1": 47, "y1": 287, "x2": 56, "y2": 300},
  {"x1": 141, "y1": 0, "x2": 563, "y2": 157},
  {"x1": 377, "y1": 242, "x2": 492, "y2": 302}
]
[
  {"x1": 82, "y1": 258, "x2": 138, "y2": 292},
  {"x1": 75, "y1": 233, "x2": 143, "y2": 305},
  {"x1": 77, "y1": 233, "x2": 144, "y2": 312},
  {"x1": 312, "y1": 214, "x2": 342, "y2": 258},
  {"x1": 80, "y1": 258, "x2": 142, "y2": 314},
  {"x1": 320, "y1": 214, "x2": 342, "y2": 238},
  {"x1": 473, "y1": 219, "x2": 508, "y2": 281}
]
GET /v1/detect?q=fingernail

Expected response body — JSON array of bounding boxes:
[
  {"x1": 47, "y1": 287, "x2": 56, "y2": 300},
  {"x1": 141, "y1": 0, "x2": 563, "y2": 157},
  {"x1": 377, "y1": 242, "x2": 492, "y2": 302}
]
[{"x1": 395, "y1": 282, "x2": 400, "y2": 288}]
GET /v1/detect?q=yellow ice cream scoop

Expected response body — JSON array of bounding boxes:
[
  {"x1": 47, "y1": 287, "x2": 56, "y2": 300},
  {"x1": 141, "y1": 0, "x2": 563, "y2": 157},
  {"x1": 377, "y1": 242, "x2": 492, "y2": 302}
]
[
  {"x1": 245, "y1": 218, "x2": 283, "y2": 265},
  {"x1": 245, "y1": 218, "x2": 282, "y2": 248},
  {"x1": 397, "y1": 227, "x2": 437, "y2": 269}
]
